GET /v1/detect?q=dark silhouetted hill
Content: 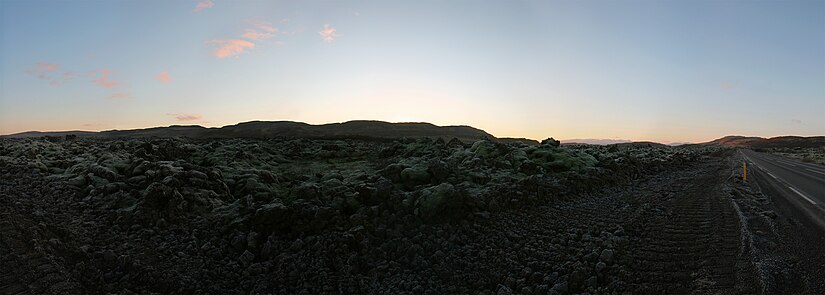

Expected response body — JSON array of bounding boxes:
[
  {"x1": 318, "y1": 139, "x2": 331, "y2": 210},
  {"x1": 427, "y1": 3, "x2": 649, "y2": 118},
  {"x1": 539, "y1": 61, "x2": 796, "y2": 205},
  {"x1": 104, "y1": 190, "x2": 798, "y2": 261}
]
[
  {"x1": 2, "y1": 120, "x2": 494, "y2": 142},
  {"x1": 1, "y1": 131, "x2": 98, "y2": 138},
  {"x1": 613, "y1": 141, "x2": 671, "y2": 148},
  {"x1": 705, "y1": 136, "x2": 825, "y2": 148},
  {"x1": 560, "y1": 139, "x2": 633, "y2": 145}
]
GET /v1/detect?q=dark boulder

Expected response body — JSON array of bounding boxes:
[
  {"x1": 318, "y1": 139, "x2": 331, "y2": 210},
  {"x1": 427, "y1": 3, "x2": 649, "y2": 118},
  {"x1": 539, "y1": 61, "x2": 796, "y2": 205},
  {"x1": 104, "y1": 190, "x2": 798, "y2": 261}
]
[{"x1": 541, "y1": 137, "x2": 561, "y2": 147}]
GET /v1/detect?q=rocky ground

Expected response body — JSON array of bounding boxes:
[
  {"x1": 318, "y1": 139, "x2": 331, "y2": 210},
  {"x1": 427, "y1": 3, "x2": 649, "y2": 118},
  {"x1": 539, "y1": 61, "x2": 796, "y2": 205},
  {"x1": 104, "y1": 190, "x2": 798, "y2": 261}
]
[{"x1": 0, "y1": 137, "x2": 820, "y2": 294}]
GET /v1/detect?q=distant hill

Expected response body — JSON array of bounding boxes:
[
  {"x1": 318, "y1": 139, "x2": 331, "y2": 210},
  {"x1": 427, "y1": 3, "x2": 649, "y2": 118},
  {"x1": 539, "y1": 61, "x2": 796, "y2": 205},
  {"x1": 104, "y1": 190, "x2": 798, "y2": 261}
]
[
  {"x1": 2, "y1": 131, "x2": 99, "y2": 138},
  {"x1": 104, "y1": 125, "x2": 209, "y2": 138},
  {"x1": 705, "y1": 136, "x2": 825, "y2": 148},
  {"x1": 8, "y1": 123, "x2": 820, "y2": 149},
  {"x1": 1, "y1": 120, "x2": 495, "y2": 142},
  {"x1": 560, "y1": 139, "x2": 633, "y2": 145},
  {"x1": 613, "y1": 141, "x2": 671, "y2": 148},
  {"x1": 664, "y1": 142, "x2": 693, "y2": 146}
]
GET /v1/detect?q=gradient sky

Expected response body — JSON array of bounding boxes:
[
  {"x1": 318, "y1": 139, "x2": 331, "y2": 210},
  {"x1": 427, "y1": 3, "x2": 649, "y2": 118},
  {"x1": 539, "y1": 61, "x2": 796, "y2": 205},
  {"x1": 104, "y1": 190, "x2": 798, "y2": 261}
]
[{"x1": 1, "y1": 0, "x2": 823, "y2": 143}]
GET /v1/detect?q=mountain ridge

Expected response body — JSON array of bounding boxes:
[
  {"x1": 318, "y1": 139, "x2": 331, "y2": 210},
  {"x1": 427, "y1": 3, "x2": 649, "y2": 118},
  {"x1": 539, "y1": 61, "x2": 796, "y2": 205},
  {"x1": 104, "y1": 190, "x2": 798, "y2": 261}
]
[
  {"x1": 3, "y1": 121, "x2": 823, "y2": 148},
  {"x1": 704, "y1": 135, "x2": 825, "y2": 148},
  {"x1": 1, "y1": 120, "x2": 494, "y2": 142}
]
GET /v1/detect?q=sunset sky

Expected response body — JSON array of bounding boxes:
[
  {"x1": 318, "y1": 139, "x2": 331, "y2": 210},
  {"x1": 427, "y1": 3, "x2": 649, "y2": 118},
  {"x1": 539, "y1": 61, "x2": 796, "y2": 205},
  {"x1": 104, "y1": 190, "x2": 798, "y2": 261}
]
[{"x1": 1, "y1": 0, "x2": 823, "y2": 143}]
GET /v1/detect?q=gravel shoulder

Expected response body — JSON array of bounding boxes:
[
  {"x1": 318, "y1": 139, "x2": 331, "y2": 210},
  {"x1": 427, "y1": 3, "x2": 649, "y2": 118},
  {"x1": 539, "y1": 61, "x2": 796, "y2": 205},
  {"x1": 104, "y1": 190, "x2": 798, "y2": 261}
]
[{"x1": 730, "y1": 153, "x2": 825, "y2": 294}]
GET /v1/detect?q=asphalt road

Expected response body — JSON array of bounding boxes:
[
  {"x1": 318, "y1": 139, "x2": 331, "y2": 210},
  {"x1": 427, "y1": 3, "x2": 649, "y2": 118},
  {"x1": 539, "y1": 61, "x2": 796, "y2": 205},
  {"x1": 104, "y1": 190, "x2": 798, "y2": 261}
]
[{"x1": 741, "y1": 149, "x2": 825, "y2": 228}]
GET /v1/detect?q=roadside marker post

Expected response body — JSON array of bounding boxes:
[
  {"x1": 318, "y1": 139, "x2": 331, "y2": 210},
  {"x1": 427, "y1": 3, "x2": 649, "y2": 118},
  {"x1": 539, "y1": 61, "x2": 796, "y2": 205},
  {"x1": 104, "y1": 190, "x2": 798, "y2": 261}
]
[{"x1": 743, "y1": 160, "x2": 747, "y2": 183}]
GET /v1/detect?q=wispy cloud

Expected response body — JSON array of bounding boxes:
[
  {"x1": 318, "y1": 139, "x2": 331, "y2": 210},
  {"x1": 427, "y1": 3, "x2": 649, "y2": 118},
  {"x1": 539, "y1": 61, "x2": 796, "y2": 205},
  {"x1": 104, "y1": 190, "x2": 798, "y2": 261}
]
[
  {"x1": 209, "y1": 39, "x2": 255, "y2": 58},
  {"x1": 108, "y1": 92, "x2": 131, "y2": 100},
  {"x1": 241, "y1": 21, "x2": 279, "y2": 41},
  {"x1": 319, "y1": 24, "x2": 338, "y2": 43},
  {"x1": 719, "y1": 81, "x2": 735, "y2": 90},
  {"x1": 31, "y1": 62, "x2": 59, "y2": 73},
  {"x1": 253, "y1": 21, "x2": 278, "y2": 34},
  {"x1": 26, "y1": 62, "x2": 74, "y2": 85},
  {"x1": 194, "y1": 0, "x2": 214, "y2": 12},
  {"x1": 168, "y1": 113, "x2": 203, "y2": 121},
  {"x1": 241, "y1": 29, "x2": 274, "y2": 41},
  {"x1": 210, "y1": 20, "x2": 290, "y2": 59},
  {"x1": 791, "y1": 119, "x2": 802, "y2": 124},
  {"x1": 60, "y1": 71, "x2": 76, "y2": 82},
  {"x1": 155, "y1": 70, "x2": 173, "y2": 83},
  {"x1": 92, "y1": 69, "x2": 120, "y2": 88}
]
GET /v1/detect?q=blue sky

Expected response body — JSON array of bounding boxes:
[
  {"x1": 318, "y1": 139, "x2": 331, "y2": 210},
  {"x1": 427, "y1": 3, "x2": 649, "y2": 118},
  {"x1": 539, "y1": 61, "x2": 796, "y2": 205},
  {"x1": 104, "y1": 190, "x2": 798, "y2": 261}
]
[{"x1": 1, "y1": 0, "x2": 823, "y2": 142}]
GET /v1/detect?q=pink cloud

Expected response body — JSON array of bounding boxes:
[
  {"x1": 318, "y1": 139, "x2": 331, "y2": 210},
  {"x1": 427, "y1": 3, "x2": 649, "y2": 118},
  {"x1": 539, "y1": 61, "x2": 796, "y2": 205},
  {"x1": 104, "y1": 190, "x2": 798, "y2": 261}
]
[
  {"x1": 319, "y1": 24, "x2": 338, "y2": 43},
  {"x1": 26, "y1": 62, "x2": 74, "y2": 85},
  {"x1": 241, "y1": 29, "x2": 274, "y2": 41},
  {"x1": 34, "y1": 62, "x2": 59, "y2": 73},
  {"x1": 156, "y1": 70, "x2": 173, "y2": 83},
  {"x1": 194, "y1": 0, "x2": 214, "y2": 12},
  {"x1": 241, "y1": 21, "x2": 279, "y2": 41},
  {"x1": 108, "y1": 92, "x2": 131, "y2": 99},
  {"x1": 719, "y1": 81, "x2": 735, "y2": 90},
  {"x1": 168, "y1": 113, "x2": 203, "y2": 121},
  {"x1": 208, "y1": 20, "x2": 290, "y2": 58},
  {"x1": 253, "y1": 21, "x2": 278, "y2": 33},
  {"x1": 92, "y1": 69, "x2": 120, "y2": 88},
  {"x1": 209, "y1": 39, "x2": 255, "y2": 58},
  {"x1": 252, "y1": 21, "x2": 279, "y2": 34}
]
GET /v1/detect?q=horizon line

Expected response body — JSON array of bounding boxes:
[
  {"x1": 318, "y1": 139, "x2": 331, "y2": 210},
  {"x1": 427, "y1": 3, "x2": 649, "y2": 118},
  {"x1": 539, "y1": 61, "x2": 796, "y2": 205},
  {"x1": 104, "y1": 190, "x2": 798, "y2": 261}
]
[{"x1": 3, "y1": 119, "x2": 823, "y2": 144}]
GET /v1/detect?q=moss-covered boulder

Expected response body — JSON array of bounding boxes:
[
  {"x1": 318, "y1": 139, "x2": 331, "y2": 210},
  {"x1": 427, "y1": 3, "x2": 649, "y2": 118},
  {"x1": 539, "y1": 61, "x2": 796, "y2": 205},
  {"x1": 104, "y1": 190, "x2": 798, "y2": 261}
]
[
  {"x1": 400, "y1": 165, "x2": 430, "y2": 187},
  {"x1": 529, "y1": 146, "x2": 597, "y2": 173},
  {"x1": 541, "y1": 137, "x2": 561, "y2": 147},
  {"x1": 469, "y1": 140, "x2": 508, "y2": 159},
  {"x1": 416, "y1": 183, "x2": 462, "y2": 222},
  {"x1": 252, "y1": 201, "x2": 294, "y2": 232}
]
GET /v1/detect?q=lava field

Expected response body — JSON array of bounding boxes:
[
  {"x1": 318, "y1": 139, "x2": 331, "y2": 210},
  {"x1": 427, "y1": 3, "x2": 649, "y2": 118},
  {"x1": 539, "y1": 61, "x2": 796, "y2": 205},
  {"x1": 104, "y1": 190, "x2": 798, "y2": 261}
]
[{"x1": 0, "y1": 137, "x2": 821, "y2": 294}]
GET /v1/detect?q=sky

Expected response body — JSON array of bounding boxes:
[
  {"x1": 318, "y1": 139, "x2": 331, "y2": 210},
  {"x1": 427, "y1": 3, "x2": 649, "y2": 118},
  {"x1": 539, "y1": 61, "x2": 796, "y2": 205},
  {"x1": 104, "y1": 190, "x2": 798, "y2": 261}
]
[{"x1": 1, "y1": 0, "x2": 823, "y2": 143}]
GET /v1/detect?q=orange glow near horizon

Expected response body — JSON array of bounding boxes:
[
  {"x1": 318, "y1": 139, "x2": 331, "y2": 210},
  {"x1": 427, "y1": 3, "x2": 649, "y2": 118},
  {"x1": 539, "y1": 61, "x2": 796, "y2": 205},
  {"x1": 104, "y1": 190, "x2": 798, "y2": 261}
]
[{"x1": 1, "y1": 1, "x2": 823, "y2": 143}]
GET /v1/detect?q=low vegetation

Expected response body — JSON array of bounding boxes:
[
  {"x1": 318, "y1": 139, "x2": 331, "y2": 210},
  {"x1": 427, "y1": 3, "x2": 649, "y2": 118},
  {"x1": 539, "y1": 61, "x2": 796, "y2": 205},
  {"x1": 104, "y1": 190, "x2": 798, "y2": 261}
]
[
  {"x1": 0, "y1": 136, "x2": 726, "y2": 293},
  {"x1": 764, "y1": 147, "x2": 825, "y2": 165},
  {"x1": 0, "y1": 137, "x2": 723, "y2": 227}
]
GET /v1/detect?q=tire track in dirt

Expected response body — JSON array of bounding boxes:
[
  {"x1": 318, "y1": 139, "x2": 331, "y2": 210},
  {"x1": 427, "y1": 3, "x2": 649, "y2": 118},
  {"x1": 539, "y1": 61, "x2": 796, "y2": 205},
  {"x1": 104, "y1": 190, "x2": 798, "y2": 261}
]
[
  {"x1": 456, "y1": 154, "x2": 758, "y2": 293},
  {"x1": 626, "y1": 161, "x2": 757, "y2": 294}
]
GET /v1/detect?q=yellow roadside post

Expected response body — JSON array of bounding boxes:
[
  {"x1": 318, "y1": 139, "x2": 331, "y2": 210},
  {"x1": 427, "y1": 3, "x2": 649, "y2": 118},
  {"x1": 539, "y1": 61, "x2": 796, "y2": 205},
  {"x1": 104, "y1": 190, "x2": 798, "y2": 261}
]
[{"x1": 743, "y1": 160, "x2": 747, "y2": 182}]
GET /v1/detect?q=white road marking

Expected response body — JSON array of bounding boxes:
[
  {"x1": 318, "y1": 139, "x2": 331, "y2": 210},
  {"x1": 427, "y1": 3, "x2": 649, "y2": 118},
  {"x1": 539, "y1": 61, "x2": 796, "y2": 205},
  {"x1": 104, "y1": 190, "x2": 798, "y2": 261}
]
[
  {"x1": 745, "y1": 153, "x2": 821, "y2": 206},
  {"x1": 807, "y1": 168, "x2": 825, "y2": 176},
  {"x1": 788, "y1": 187, "x2": 817, "y2": 205},
  {"x1": 803, "y1": 165, "x2": 825, "y2": 174}
]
